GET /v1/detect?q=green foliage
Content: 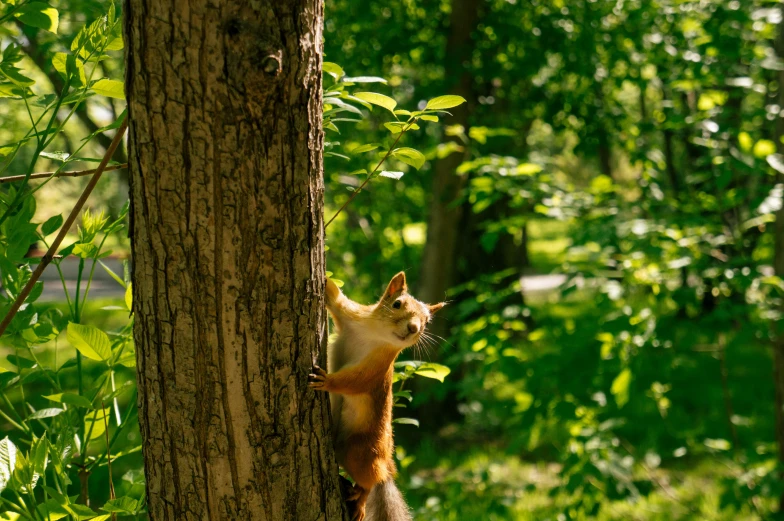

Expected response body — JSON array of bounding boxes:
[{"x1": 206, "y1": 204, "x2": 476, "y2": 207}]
[
  {"x1": 324, "y1": 0, "x2": 784, "y2": 519},
  {"x1": 0, "y1": 3, "x2": 142, "y2": 519},
  {"x1": 2, "y1": 0, "x2": 783, "y2": 519},
  {"x1": 322, "y1": 64, "x2": 464, "y2": 227}
]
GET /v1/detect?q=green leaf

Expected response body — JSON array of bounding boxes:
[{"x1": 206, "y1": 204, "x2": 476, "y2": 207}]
[
  {"x1": 98, "y1": 260, "x2": 127, "y2": 288},
  {"x1": 322, "y1": 62, "x2": 344, "y2": 79},
  {"x1": 35, "y1": 501, "x2": 69, "y2": 521},
  {"x1": 343, "y1": 76, "x2": 387, "y2": 84},
  {"x1": 5, "y1": 355, "x2": 35, "y2": 369},
  {"x1": 379, "y1": 171, "x2": 404, "y2": 180},
  {"x1": 28, "y1": 408, "x2": 65, "y2": 419},
  {"x1": 84, "y1": 408, "x2": 110, "y2": 440},
  {"x1": 29, "y1": 435, "x2": 47, "y2": 476},
  {"x1": 384, "y1": 122, "x2": 419, "y2": 134},
  {"x1": 91, "y1": 79, "x2": 125, "y2": 99},
  {"x1": 68, "y1": 503, "x2": 101, "y2": 520},
  {"x1": 43, "y1": 393, "x2": 93, "y2": 408},
  {"x1": 354, "y1": 92, "x2": 397, "y2": 113},
  {"x1": 324, "y1": 151, "x2": 350, "y2": 160},
  {"x1": 393, "y1": 417, "x2": 419, "y2": 427},
  {"x1": 418, "y1": 115, "x2": 439, "y2": 122},
  {"x1": 350, "y1": 143, "x2": 380, "y2": 154},
  {"x1": 0, "y1": 83, "x2": 27, "y2": 98},
  {"x1": 323, "y1": 97, "x2": 364, "y2": 116},
  {"x1": 611, "y1": 368, "x2": 632, "y2": 408},
  {"x1": 101, "y1": 497, "x2": 139, "y2": 514},
  {"x1": 42, "y1": 214, "x2": 63, "y2": 236},
  {"x1": 104, "y1": 36, "x2": 124, "y2": 51},
  {"x1": 72, "y1": 243, "x2": 98, "y2": 259},
  {"x1": 391, "y1": 147, "x2": 426, "y2": 170},
  {"x1": 52, "y1": 53, "x2": 86, "y2": 84},
  {"x1": 0, "y1": 66, "x2": 35, "y2": 88},
  {"x1": 66, "y1": 323, "x2": 112, "y2": 361},
  {"x1": 394, "y1": 390, "x2": 413, "y2": 401},
  {"x1": 125, "y1": 283, "x2": 133, "y2": 312},
  {"x1": 513, "y1": 163, "x2": 543, "y2": 176},
  {"x1": 0, "y1": 437, "x2": 17, "y2": 493},
  {"x1": 14, "y1": 2, "x2": 59, "y2": 33},
  {"x1": 414, "y1": 363, "x2": 451, "y2": 382},
  {"x1": 425, "y1": 95, "x2": 466, "y2": 111},
  {"x1": 40, "y1": 151, "x2": 70, "y2": 162}
]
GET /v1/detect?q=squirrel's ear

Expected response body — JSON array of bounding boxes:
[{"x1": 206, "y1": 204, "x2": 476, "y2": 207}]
[
  {"x1": 428, "y1": 302, "x2": 446, "y2": 315},
  {"x1": 383, "y1": 271, "x2": 407, "y2": 299}
]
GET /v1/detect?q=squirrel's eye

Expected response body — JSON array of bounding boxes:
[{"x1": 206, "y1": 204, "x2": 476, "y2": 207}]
[{"x1": 392, "y1": 300, "x2": 402, "y2": 309}]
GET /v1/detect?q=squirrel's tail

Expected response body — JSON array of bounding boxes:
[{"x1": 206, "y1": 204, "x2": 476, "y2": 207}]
[{"x1": 365, "y1": 479, "x2": 412, "y2": 521}]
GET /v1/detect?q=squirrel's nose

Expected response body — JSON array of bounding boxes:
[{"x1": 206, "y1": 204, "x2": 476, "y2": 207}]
[{"x1": 408, "y1": 321, "x2": 420, "y2": 335}]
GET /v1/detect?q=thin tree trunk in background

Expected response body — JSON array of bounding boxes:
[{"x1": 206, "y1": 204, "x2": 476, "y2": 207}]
[
  {"x1": 418, "y1": 0, "x2": 481, "y2": 310},
  {"x1": 773, "y1": 16, "x2": 784, "y2": 515},
  {"x1": 125, "y1": 1, "x2": 346, "y2": 519},
  {"x1": 662, "y1": 128, "x2": 680, "y2": 193}
]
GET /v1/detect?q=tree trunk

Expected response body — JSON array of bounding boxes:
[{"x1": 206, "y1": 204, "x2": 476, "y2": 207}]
[
  {"x1": 125, "y1": 1, "x2": 346, "y2": 520},
  {"x1": 417, "y1": 0, "x2": 481, "y2": 310}
]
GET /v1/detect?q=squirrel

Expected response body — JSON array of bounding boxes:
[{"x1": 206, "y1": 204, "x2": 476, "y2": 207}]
[{"x1": 309, "y1": 272, "x2": 445, "y2": 521}]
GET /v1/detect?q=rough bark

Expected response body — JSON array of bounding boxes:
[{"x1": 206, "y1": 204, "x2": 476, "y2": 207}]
[
  {"x1": 417, "y1": 0, "x2": 481, "y2": 309},
  {"x1": 125, "y1": 1, "x2": 345, "y2": 520}
]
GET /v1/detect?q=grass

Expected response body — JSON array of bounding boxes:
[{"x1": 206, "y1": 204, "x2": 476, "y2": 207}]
[{"x1": 399, "y1": 439, "x2": 769, "y2": 521}]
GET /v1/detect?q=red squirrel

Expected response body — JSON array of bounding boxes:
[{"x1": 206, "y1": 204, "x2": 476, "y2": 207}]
[{"x1": 309, "y1": 272, "x2": 445, "y2": 521}]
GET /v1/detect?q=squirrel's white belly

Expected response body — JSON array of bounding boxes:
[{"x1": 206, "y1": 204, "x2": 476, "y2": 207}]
[{"x1": 339, "y1": 394, "x2": 374, "y2": 433}]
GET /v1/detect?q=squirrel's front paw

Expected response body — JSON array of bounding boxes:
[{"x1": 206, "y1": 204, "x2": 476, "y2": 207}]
[{"x1": 308, "y1": 365, "x2": 329, "y2": 391}]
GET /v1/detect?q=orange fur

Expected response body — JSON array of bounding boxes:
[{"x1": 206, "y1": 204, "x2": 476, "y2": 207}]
[{"x1": 309, "y1": 272, "x2": 445, "y2": 521}]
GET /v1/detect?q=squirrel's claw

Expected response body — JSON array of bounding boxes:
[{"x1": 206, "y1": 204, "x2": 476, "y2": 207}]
[
  {"x1": 346, "y1": 485, "x2": 362, "y2": 502},
  {"x1": 308, "y1": 365, "x2": 329, "y2": 390},
  {"x1": 350, "y1": 506, "x2": 366, "y2": 521}
]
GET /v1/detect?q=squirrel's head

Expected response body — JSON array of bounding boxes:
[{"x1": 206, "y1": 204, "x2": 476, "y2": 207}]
[{"x1": 371, "y1": 272, "x2": 445, "y2": 349}]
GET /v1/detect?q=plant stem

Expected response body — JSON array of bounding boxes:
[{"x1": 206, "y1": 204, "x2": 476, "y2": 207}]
[
  {"x1": 0, "y1": 406, "x2": 27, "y2": 432},
  {"x1": 80, "y1": 233, "x2": 110, "y2": 312},
  {"x1": 74, "y1": 257, "x2": 84, "y2": 323},
  {"x1": 0, "y1": 392, "x2": 29, "y2": 434},
  {"x1": 101, "y1": 399, "x2": 117, "y2": 521},
  {"x1": 0, "y1": 119, "x2": 127, "y2": 337},
  {"x1": 0, "y1": 163, "x2": 127, "y2": 184},
  {"x1": 89, "y1": 390, "x2": 137, "y2": 470},
  {"x1": 325, "y1": 121, "x2": 412, "y2": 229}
]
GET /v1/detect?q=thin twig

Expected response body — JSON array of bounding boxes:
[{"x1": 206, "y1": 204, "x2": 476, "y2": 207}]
[
  {"x1": 101, "y1": 399, "x2": 117, "y2": 521},
  {"x1": 0, "y1": 163, "x2": 127, "y2": 184},
  {"x1": 325, "y1": 123, "x2": 412, "y2": 229},
  {"x1": 0, "y1": 119, "x2": 128, "y2": 338}
]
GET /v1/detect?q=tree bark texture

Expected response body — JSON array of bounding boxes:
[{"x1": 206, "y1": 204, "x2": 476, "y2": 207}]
[{"x1": 125, "y1": 1, "x2": 346, "y2": 520}]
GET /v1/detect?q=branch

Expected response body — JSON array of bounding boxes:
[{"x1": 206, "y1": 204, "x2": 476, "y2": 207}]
[
  {"x1": 0, "y1": 119, "x2": 128, "y2": 338},
  {"x1": 0, "y1": 163, "x2": 127, "y2": 184},
  {"x1": 325, "y1": 123, "x2": 411, "y2": 230}
]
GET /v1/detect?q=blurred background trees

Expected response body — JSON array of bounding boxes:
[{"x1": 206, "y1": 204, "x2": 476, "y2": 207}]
[{"x1": 3, "y1": 0, "x2": 784, "y2": 519}]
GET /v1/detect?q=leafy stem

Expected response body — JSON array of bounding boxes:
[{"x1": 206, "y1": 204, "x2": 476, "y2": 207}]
[{"x1": 325, "y1": 119, "x2": 414, "y2": 229}]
